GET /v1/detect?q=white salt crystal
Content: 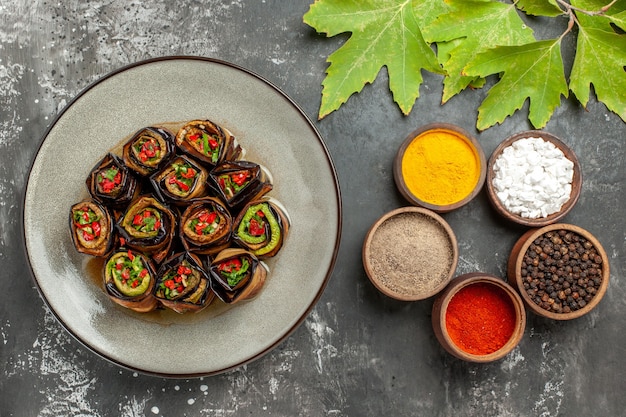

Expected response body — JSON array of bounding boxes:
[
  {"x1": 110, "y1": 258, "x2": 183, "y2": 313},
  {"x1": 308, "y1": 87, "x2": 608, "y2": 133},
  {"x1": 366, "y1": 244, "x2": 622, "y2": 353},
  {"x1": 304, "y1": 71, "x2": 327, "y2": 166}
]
[{"x1": 492, "y1": 136, "x2": 575, "y2": 219}]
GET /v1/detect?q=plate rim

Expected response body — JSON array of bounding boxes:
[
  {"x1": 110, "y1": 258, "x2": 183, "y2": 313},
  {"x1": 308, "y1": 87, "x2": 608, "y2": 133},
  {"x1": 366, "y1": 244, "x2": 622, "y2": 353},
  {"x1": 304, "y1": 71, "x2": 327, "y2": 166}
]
[{"x1": 21, "y1": 55, "x2": 343, "y2": 378}]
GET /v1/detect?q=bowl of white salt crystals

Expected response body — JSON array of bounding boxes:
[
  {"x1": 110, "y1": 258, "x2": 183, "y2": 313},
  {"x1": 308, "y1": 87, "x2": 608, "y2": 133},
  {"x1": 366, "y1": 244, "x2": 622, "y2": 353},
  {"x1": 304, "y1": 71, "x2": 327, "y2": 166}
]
[{"x1": 486, "y1": 130, "x2": 582, "y2": 227}]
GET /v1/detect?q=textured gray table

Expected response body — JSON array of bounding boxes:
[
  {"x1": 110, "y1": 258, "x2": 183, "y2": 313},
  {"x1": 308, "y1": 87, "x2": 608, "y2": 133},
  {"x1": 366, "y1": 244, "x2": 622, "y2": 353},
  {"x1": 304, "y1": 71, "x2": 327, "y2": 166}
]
[{"x1": 2, "y1": 1, "x2": 625, "y2": 416}]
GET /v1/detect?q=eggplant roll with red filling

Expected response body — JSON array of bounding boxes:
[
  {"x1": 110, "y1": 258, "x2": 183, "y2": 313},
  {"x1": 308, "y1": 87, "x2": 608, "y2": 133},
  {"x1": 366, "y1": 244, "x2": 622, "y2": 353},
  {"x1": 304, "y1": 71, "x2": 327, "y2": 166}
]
[
  {"x1": 104, "y1": 249, "x2": 158, "y2": 312},
  {"x1": 209, "y1": 160, "x2": 273, "y2": 209},
  {"x1": 117, "y1": 195, "x2": 176, "y2": 264},
  {"x1": 69, "y1": 200, "x2": 115, "y2": 257},
  {"x1": 122, "y1": 126, "x2": 176, "y2": 177},
  {"x1": 86, "y1": 153, "x2": 139, "y2": 209},
  {"x1": 154, "y1": 252, "x2": 215, "y2": 313},
  {"x1": 150, "y1": 155, "x2": 208, "y2": 204},
  {"x1": 179, "y1": 197, "x2": 232, "y2": 255},
  {"x1": 175, "y1": 119, "x2": 242, "y2": 167},
  {"x1": 233, "y1": 199, "x2": 290, "y2": 258},
  {"x1": 209, "y1": 248, "x2": 268, "y2": 304}
]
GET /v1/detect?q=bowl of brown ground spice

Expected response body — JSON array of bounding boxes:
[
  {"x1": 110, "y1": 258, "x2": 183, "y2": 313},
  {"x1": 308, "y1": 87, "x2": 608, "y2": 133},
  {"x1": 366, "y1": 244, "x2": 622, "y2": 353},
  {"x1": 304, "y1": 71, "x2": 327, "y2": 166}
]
[{"x1": 362, "y1": 207, "x2": 458, "y2": 301}]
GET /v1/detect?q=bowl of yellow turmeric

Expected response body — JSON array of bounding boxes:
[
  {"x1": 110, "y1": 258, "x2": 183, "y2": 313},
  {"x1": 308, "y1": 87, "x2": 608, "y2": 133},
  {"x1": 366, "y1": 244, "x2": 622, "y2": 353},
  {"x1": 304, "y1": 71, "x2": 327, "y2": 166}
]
[{"x1": 393, "y1": 123, "x2": 486, "y2": 213}]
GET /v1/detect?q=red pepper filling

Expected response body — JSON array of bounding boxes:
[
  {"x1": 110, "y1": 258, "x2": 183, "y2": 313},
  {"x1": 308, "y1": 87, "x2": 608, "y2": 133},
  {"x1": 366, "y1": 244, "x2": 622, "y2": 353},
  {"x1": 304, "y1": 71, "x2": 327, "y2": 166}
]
[
  {"x1": 248, "y1": 210, "x2": 266, "y2": 236},
  {"x1": 134, "y1": 137, "x2": 162, "y2": 163},
  {"x1": 218, "y1": 170, "x2": 250, "y2": 199},
  {"x1": 187, "y1": 131, "x2": 220, "y2": 162},
  {"x1": 189, "y1": 209, "x2": 219, "y2": 235},
  {"x1": 216, "y1": 256, "x2": 250, "y2": 287},
  {"x1": 73, "y1": 205, "x2": 102, "y2": 242},
  {"x1": 159, "y1": 263, "x2": 194, "y2": 299},
  {"x1": 131, "y1": 208, "x2": 162, "y2": 233},
  {"x1": 218, "y1": 258, "x2": 242, "y2": 273},
  {"x1": 113, "y1": 251, "x2": 149, "y2": 289},
  {"x1": 97, "y1": 167, "x2": 122, "y2": 194},
  {"x1": 166, "y1": 162, "x2": 197, "y2": 193}
]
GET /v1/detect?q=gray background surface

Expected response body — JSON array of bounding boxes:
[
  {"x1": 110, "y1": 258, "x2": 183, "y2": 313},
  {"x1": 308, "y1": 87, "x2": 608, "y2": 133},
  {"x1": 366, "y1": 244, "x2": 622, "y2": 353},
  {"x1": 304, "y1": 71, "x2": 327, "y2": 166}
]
[{"x1": 1, "y1": 1, "x2": 625, "y2": 416}]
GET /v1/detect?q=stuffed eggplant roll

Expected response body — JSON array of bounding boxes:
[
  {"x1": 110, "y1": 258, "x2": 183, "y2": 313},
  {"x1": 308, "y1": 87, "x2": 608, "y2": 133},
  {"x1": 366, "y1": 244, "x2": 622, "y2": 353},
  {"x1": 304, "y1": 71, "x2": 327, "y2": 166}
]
[
  {"x1": 150, "y1": 155, "x2": 208, "y2": 204},
  {"x1": 155, "y1": 252, "x2": 215, "y2": 313},
  {"x1": 233, "y1": 199, "x2": 290, "y2": 258},
  {"x1": 179, "y1": 197, "x2": 232, "y2": 255},
  {"x1": 122, "y1": 126, "x2": 176, "y2": 176},
  {"x1": 104, "y1": 249, "x2": 158, "y2": 312},
  {"x1": 69, "y1": 200, "x2": 115, "y2": 257},
  {"x1": 86, "y1": 153, "x2": 139, "y2": 209},
  {"x1": 175, "y1": 119, "x2": 242, "y2": 167},
  {"x1": 209, "y1": 160, "x2": 273, "y2": 209},
  {"x1": 209, "y1": 248, "x2": 268, "y2": 304},
  {"x1": 117, "y1": 195, "x2": 176, "y2": 264}
]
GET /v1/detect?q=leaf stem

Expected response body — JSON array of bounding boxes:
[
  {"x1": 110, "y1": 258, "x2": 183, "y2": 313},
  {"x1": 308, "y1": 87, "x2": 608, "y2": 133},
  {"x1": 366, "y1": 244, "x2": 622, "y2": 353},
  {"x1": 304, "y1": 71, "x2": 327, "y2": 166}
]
[
  {"x1": 555, "y1": 0, "x2": 618, "y2": 16},
  {"x1": 601, "y1": 0, "x2": 620, "y2": 12}
]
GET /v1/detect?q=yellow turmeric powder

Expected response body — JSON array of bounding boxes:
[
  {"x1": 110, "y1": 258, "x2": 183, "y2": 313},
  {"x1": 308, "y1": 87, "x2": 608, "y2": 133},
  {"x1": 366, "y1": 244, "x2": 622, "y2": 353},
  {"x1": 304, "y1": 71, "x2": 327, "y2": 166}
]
[{"x1": 401, "y1": 129, "x2": 480, "y2": 206}]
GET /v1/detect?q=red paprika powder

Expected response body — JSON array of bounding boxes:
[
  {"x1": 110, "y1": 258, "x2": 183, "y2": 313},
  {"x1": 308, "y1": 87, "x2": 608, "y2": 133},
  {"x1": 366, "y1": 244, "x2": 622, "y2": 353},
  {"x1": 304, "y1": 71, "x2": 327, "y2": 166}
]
[{"x1": 445, "y1": 283, "x2": 516, "y2": 355}]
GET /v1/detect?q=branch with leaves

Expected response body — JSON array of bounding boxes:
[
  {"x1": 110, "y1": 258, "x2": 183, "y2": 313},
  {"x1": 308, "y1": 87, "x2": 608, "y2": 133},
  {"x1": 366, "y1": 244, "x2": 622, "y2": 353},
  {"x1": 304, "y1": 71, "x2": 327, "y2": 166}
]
[{"x1": 303, "y1": 0, "x2": 626, "y2": 131}]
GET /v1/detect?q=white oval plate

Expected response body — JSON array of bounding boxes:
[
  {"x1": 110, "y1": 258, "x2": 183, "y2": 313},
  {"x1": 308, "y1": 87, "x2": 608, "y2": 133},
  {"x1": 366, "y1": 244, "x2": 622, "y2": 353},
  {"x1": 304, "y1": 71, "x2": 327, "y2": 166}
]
[{"x1": 23, "y1": 57, "x2": 341, "y2": 377}]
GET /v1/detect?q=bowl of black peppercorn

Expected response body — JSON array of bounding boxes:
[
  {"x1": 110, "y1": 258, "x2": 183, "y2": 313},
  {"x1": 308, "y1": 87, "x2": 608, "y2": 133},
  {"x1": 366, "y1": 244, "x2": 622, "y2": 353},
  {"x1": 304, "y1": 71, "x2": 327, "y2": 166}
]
[{"x1": 507, "y1": 223, "x2": 610, "y2": 320}]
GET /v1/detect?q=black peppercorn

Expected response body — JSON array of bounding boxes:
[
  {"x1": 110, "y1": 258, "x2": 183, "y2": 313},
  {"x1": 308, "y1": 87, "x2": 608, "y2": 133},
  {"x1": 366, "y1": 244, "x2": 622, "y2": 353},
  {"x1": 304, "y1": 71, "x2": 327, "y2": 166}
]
[{"x1": 520, "y1": 230, "x2": 603, "y2": 314}]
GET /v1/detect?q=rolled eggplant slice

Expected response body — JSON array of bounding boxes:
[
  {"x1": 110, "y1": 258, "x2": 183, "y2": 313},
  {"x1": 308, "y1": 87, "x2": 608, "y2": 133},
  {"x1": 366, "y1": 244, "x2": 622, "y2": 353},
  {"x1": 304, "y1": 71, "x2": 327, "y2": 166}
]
[
  {"x1": 69, "y1": 200, "x2": 115, "y2": 257},
  {"x1": 209, "y1": 160, "x2": 273, "y2": 208},
  {"x1": 179, "y1": 197, "x2": 232, "y2": 255},
  {"x1": 175, "y1": 119, "x2": 242, "y2": 167},
  {"x1": 209, "y1": 248, "x2": 267, "y2": 304},
  {"x1": 233, "y1": 199, "x2": 290, "y2": 258},
  {"x1": 122, "y1": 126, "x2": 176, "y2": 176},
  {"x1": 117, "y1": 195, "x2": 176, "y2": 264},
  {"x1": 103, "y1": 249, "x2": 158, "y2": 313},
  {"x1": 150, "y1": 155, "x2": 208, "y2": 204},
  {"x1": 86, "y1": 153, "x2": 139, "y2": 209},
  {"x1": 154, "y1": 252, "x2": 215, "y2": 313}
]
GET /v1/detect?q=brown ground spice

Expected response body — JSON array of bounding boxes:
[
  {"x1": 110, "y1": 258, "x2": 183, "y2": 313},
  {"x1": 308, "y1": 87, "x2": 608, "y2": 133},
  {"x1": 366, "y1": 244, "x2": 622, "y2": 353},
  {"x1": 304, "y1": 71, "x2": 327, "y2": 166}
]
[{"x1": 368, "y1": 212, "x2": 454, "y2": 297}]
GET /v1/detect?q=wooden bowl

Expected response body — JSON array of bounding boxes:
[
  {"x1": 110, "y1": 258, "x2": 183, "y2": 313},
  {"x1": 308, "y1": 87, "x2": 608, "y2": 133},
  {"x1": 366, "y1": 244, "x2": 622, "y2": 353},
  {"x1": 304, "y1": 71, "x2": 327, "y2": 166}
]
[
  {"x1": 486, "y1": 130, "x2": 582, "y2": 227},
  {"x1": 393, "y1": 123, "x2": 486, "y2": 213},
  {"x1": 432, "y1": 273, "x2": 526, "y2": 363},
  {"x1": 362, "y1": 207, "x2": 458, "y2": 301},
  {"x1": 507, "y1": 223, "x2": 610, "y2": 320}
]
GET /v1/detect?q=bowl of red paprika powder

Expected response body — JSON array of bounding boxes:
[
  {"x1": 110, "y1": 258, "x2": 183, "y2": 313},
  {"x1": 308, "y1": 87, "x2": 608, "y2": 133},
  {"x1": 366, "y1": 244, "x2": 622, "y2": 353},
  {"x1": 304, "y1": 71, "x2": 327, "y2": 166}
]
[
  {"x1": 432, "y1": 273, "x2": 526, "y2": 363},
  {"x1": 393, "y1": 123, "x2": 486, "y2": 213}
]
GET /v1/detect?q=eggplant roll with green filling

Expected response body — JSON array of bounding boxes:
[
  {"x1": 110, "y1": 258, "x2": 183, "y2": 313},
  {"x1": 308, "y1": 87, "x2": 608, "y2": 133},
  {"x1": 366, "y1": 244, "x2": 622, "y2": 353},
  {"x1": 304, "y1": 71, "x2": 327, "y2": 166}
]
[
  {"x1": 175, "y1": 119, "x2": 242, "y2": 167},
  {"x1": 122, "y1": 126, "x2": 176, "y2": 177},
  {"x1": 179, "y1": 197, "x2": 232, "y2": 255},
  {"x1": 233, "y1": 199, "x2": 290, "y2": 258},
  {"x1": 69, "y1": 200, "x2": 115, "y2": 257},
  {"x1": 104, "y1": 249, "x2": 158, "y2": 312},
  {"x1": 209, "y1": 248, "x2": 268, "y2": 304},
  {"x1": 155, "y1": 252, "x2": 215, "y2": 313},
  {"x1": 209, "y1": 160, "x2": 273, "y2": 209},
  {"x1": 117, "y1": 195, "x2": 176, "y2": 264},
  {"x1": 86, "y1": 153, "x2": 139, "y2": 209},
  {"x1": 149, "y1": 155, "x2": 208, "y2": 204}
]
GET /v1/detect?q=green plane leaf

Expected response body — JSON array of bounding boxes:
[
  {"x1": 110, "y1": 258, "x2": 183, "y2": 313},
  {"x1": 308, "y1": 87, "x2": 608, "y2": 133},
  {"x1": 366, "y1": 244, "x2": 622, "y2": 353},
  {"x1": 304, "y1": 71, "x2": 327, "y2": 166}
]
[
  {"x1": 516, "y1": 0, "x2": 563, "y2": 17},
  {"x1": 303, "y1": 0, "x2": 443, "y2": 119},
  {"x1": 610, "y1": 10, "x2": 626, "y2": 31},
  {"x1": 423, "y1": 0, "x2": 535, "y2": 103},
  {"x1": 572, "y1": 0, "x2": 626, "y2": 31},
  {"x1": 463, "y1": 39, "x2": 569, "y2": 130},
  {"x1": 304, "y1": 0, "x2": 626, "y2": 130},
  {"x1": 569, "y1": 25, "x2": 626, "y2": 121}
]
